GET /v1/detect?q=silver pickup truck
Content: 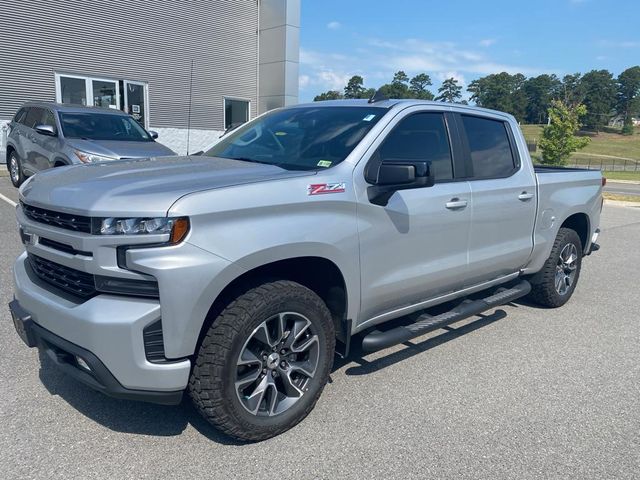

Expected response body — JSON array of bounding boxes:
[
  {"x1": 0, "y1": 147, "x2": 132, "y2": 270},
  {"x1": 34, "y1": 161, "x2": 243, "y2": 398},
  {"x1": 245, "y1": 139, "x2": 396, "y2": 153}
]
[{"x1": 9, "y1": 99, "x2": 602, "y2": 441}]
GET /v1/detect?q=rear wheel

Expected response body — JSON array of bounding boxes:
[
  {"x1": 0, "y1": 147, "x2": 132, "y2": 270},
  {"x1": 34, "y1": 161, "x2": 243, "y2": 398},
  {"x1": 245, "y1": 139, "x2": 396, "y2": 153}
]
[
  {"x1": 527, "y1": 227, "x2": 583, "y2": 308},
  {"x1": 8, "y1": 151, "x2": 25, "y2": 187},
  {"x1": 189, "y1": 280, "x2": 335, "y2": 441}
]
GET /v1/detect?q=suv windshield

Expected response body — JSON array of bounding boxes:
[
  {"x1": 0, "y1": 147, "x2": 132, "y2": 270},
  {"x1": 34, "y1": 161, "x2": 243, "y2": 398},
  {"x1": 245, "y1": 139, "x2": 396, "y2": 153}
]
[
  {"x1": 59, "y1": 112, "x2": 152, "y2": 141},
  {"x1": 204, "y1": 106, "x2": 385, "y2": 170}
]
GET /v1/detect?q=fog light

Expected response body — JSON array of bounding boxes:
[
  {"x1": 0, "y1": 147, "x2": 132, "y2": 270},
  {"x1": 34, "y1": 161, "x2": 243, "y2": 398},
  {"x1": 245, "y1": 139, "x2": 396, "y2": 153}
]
[{"x1": 75, "y1": 355, "x2": 91, "y2": 371}]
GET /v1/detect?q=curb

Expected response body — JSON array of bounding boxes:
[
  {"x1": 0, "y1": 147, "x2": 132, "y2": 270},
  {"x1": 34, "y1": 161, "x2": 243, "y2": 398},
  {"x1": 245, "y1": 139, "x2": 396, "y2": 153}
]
[
  {"x1": 0, "y1": 169, "x2": 8, "y2": 178},
  {"x1": 604, "y1": 199, "x2": 640, "y2": 207}
]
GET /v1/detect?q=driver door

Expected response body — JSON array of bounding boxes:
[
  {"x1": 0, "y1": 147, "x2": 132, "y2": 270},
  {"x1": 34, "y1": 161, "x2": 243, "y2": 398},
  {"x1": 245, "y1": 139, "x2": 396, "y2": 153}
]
[{"x1": 355, "y1": 109, "x2": 472, "y2": 326}]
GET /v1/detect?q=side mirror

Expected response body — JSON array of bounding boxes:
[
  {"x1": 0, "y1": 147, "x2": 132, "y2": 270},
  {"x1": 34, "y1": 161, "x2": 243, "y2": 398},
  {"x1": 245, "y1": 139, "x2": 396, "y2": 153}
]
[
  {"x1": 367, "y1": 160, "x2": 435, "y2": 206},
  {"x1": 148, "y1": 130, "x2": 159, "y2": 139},
  {"x1": 34, "y1": 124, "x2": 56, "y2": 137}
]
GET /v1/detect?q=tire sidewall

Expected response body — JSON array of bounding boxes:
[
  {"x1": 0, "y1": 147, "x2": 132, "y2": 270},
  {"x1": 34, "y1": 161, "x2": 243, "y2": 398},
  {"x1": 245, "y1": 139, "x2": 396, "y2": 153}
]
[
  {"x1": 9, "y1": 152, "x2": 24, "y2": 187},
  {"x1": 549, "y1": 229, "x2": 583, "y2": 306}
]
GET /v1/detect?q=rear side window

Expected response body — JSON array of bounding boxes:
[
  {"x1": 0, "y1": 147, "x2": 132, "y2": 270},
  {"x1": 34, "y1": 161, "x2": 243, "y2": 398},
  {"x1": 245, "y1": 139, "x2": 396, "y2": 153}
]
[
  {"x1": 24, "y1": 107, "x2": 44, "y2": 129},
  {"x1": 461, "y1": 115, "x2": 516, "y2": 179},
  {"x1": 378, "y1": 112, "x2": 453, "y2": 181}
]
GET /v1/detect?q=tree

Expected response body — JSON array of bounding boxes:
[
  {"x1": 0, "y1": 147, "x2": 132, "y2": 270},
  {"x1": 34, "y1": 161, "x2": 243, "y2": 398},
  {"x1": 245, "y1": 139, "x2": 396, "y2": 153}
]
[
  {"x1": 435, "y1": 77, "x2": 462, "y2": 103},
  {"x1": 523, "y1": 74, "x2": 561, "y2": 124},
  {"x1": 616, "y1": 66, "x2": 640, "y2": 135},
  {"x1": 581, "y1": 69, "x2": 617, "y2": 132},
  {"x1": 467, "y1": 72, "x2": 527, "y2": 122},
  {"x1": 392, "y1": 71, "x2": 410, "y2": 85},
  {"x1": 313, "y1": 90, "x2": 343, "y2": 101},
  {"x1": 344, "y1": 75, "x2": 366, "y2": 99},
  {"x1": 538, "y1": 100, "x2": 590, "y2": 166},
  {"x1": 561, "y1": 73, "x2": 585, "y2": 107},
  {"x1": 409, "y1": 73, "x2": 434, "y2": 100},
  {"x1": 378, "y1": 70, "x2": 413, "y2": 99}
]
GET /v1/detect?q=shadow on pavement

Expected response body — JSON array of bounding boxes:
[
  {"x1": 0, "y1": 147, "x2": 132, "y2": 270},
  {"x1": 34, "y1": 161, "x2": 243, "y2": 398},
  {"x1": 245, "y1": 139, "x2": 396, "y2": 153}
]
[{"x1": 37, "y1": 350, "x2": 244, "y2": 445}]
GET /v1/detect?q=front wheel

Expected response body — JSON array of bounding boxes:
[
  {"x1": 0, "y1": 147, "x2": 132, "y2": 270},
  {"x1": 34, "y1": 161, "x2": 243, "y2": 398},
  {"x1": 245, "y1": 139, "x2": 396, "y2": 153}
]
[
  {"x1": 8, "y1": 151, "x2": 25, "y2": 187},
  {"x1": 189, "y1": 280, "x2": 335, "y2": 441},
  {"x1": 527, "y1": 227, "x2": 583, "y2": 308}
]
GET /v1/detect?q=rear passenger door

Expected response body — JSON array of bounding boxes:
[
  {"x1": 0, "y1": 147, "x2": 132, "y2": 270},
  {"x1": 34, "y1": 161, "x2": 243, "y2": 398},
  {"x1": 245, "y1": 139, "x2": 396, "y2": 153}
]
[{"x1": 456, "y1": 113, "x2": 537, "y2": 285}]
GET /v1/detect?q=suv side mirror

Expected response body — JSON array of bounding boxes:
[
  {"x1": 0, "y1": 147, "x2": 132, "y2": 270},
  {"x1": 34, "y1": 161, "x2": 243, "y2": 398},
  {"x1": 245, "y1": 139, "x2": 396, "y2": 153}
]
[
  {"x1": 148, "y1": 130, "x2": 159, "y2": 139},
  {"x1": 367, "y1": 160, "x2": 435, "y2": 206},
  {"x1": 34, "y1": 124, "x2": 56, "y2": 137}
]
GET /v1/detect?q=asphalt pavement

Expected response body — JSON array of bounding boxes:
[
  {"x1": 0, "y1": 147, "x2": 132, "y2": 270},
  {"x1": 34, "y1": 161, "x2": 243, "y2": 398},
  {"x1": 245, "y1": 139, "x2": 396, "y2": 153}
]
[
  {"x1": 0, "y1": 177, "x2": 639, "y2": 479},
  {"x1": 603, "y1": 181, "x2": 640, "y2": 197}
]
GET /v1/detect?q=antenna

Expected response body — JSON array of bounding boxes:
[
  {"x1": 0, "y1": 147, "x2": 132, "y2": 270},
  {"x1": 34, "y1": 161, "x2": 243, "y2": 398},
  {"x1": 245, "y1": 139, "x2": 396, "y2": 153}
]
[
  {"x1": 368, "y1": 88, "x2": 389, "y2": 104},
  {"x1": 186, "y1": 59, "x2": 194, "y2": 155}
]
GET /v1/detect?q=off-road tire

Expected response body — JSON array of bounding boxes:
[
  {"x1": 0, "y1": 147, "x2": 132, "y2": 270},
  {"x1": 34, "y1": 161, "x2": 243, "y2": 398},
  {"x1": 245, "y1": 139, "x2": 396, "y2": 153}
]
[
  {"x1": 8, "y1": 151, "x2": 25, "y2": 188},
  {"x1": 189, "y1": 280, "x2": 335, "y2": 441},
  {"x1": 527, "y1": 227, "x2": 583, "y2": 308}
]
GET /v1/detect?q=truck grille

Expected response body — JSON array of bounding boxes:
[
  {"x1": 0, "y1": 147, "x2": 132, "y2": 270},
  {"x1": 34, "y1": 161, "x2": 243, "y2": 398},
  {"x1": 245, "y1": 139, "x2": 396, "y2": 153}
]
[
  {"x1": 22, "y1": 202, "x2": 92, "y2": 233},
  {"x1": 28, "y1": 254, "x2": 97, "y2": 298}
]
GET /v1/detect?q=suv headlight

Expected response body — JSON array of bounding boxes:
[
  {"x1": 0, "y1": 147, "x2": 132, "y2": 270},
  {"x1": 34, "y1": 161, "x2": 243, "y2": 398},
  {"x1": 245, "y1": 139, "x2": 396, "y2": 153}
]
[
  {"x1": 75, "y1": 150, "x2": 118, "y2": 163},
  {"x1": 95, "y1": 217, "x2": 190, "y2": 244}
]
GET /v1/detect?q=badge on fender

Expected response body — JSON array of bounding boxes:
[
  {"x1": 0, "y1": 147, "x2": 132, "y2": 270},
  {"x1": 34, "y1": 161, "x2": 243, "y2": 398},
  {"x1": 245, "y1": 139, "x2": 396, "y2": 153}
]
[{"x1": 307, "y1": 183, "x2": 346, "y2": 195}]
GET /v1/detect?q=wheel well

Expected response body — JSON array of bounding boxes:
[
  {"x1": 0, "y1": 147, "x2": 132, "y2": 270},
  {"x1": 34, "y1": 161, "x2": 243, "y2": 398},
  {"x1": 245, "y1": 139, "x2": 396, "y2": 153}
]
[
  {"x1": 197, "y1": 257, "x2": 348, "y2": 353},
  {"x1": 561, "y1": 213, "x2": 589, "y2": 250},
  {"x1": 54, "y1": 159, "x2": 67, "y2": 167},
  {"x1": 6, "y1": 145, "x2": 15, "y2": 159}
]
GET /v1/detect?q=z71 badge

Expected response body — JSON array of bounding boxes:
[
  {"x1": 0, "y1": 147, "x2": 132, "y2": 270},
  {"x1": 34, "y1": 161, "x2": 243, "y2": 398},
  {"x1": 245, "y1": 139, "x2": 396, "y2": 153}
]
[{"x1": 307, "y1": 183, "x2": 346, "y2": 195}]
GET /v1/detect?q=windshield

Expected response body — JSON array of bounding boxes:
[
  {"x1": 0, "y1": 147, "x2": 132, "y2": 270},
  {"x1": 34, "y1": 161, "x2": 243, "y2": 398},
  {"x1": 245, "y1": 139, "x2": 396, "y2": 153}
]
[
  {"x1": 60, "y1": 112, "x2": 152, "y2": 141},
  {"x1": 204, "y1": 106, "x2": 385, "y2": 170}
]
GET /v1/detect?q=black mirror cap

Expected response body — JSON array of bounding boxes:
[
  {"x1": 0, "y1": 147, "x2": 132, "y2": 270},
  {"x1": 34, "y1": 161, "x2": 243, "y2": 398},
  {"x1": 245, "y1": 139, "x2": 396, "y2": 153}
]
[
  {"x1": 367, "y1": 160, "x2": 435, "y2": 206},
  {"x1": 34, "y1": 124, "x2": 56, "y2": 137},
  {"x1": 148, "y1": 130, "x2": 159, "y2": 139}
]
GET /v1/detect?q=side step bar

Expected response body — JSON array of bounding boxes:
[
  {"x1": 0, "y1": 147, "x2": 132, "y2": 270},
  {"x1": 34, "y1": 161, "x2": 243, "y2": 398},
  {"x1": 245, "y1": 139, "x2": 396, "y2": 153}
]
[{"x1": 361, "y1": 280, "x2": 531, "y2": 353}]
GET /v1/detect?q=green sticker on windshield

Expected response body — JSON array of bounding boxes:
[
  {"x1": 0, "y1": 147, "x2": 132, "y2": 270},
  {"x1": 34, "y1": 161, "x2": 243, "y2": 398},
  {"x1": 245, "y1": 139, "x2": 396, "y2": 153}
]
[
  {"x1": 317, "y1": 160, "x2": 332, "y2": 168},
  {"x1": 275, "y1": 131, "x2": 287, "y2": 136}
]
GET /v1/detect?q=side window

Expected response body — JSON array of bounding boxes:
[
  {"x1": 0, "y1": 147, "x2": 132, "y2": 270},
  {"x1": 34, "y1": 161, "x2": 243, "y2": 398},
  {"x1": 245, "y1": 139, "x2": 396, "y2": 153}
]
[
  {"x1": 42, "y1": 110, "x2": 57, "y2": 129},
  {"x1": 378, "y1": 112, "x2": 453, "y2": 181},
  {"x1": 461, "y1": 115, "x2": 516, "y2": 179},
  {"x1": 24, "y1": 108, "x2": 44, "y2": 129},
  {"x1": 14, "y1": 108, "x2": 27, "y2": 124}
]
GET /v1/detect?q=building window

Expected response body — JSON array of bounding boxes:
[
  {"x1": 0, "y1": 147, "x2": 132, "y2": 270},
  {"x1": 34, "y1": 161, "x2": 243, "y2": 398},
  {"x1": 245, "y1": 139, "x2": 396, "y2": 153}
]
[
  {"x1": 224, "y1": 98, "x2": 249, "y2": 130},
  {"x1": 55, "y1": 73, "x2": 148, "y2": 127},
  {"x1": 59, "y1": 76, "x2": 87, "y2": 105}
]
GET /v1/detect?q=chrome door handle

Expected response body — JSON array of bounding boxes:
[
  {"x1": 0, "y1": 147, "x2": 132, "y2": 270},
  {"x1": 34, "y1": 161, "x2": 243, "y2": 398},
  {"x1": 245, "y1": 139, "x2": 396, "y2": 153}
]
[
  {"x1": 445, "y1": 198, "x2": 468, "y2": 209},
  {"x1": 518, "y1": 192, "x2": 534, "y2": 201}
]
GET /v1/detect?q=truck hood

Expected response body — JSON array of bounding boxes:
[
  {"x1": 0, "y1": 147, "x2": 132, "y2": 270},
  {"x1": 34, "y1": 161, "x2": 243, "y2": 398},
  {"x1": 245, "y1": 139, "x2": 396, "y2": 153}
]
[
  {"x1": 66, "y1": 138, "x2": 176, "y2": 158},
  {"x1": 20, "y1": 156, "x2": 315, "y2": 217}
]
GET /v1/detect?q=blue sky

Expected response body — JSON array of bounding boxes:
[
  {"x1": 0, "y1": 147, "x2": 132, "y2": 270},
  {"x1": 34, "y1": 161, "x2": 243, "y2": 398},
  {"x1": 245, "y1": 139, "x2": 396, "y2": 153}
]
[{"x1": 298, "y1": 0, "x2": 640, "y2": 102}]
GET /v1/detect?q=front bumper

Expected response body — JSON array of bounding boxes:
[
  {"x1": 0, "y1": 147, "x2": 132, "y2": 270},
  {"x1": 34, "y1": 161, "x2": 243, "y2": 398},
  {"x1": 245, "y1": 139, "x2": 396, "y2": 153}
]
[
  {"x1": 12, "y1": 252, "x2": 190, "y2": 401},
  {"x1": 9, "y1": 300, "x2": 182, "y2": 405}
]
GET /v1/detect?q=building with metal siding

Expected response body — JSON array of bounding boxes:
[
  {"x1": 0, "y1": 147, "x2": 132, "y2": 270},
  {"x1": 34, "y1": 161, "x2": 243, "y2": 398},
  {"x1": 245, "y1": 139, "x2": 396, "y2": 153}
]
[{"x1": 0, "y1": 0, "x2": 300, "y2": 157}]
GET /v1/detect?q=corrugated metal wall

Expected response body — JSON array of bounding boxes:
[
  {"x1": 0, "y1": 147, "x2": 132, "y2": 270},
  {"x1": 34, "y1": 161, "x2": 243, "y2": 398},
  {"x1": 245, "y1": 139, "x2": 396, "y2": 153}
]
[{"x1": 0, "y1": 0, "x2": 259, "y2": 130}]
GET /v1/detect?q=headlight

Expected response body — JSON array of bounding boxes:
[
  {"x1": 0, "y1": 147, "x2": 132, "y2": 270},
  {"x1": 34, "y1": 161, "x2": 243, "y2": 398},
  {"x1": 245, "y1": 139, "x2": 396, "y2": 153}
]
[
  {"x1": 74, "y1": 150, "x2": 117, "y2": 163},
  {"x1": 95, "y1": 217, "x2": 190, "y2": 244}
]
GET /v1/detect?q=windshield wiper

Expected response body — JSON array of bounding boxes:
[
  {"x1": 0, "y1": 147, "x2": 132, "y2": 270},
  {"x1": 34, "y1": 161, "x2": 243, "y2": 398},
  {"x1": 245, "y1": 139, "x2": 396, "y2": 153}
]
[{"x1": 226, "y1": 157, "x2": 274, "y2": 166}]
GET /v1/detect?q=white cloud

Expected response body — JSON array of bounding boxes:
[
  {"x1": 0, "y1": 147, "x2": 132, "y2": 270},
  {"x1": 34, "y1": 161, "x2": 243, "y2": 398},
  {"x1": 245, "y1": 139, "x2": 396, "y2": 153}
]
[
  {"x1": 298, "y1": 37, "x2": 551, "y2": 100},
  {"x1": 599, "y1": 40, "x2": 640, "y2": 48},
  {"x1": 479, "y1": 38, "x2": 496, "y2": 47},
  {"x1": 327, "y1": 21, "x2": 341, "y2": 30}
]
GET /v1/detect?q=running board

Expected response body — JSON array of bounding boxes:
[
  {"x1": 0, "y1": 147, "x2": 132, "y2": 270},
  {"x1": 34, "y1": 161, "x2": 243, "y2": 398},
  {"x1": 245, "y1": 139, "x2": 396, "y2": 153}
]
[{"x1": 361, "y1": 280, "x2": 531, "y2": 353}]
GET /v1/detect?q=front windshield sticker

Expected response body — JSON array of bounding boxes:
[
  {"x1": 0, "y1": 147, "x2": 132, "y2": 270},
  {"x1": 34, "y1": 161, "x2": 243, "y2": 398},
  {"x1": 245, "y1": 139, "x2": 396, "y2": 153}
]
[
  {"x1": 308, "y1": 183, "x2": 346, "y2": 195},
  {"x1": 363, "y1": 114, "x2": 376, "y2": 121},
  {"x1": 275, "y1": 131, "x2": 287, "y2": 136},
  {"x1": 317, "y1": 160, "x2": 332, "y2": 168}
]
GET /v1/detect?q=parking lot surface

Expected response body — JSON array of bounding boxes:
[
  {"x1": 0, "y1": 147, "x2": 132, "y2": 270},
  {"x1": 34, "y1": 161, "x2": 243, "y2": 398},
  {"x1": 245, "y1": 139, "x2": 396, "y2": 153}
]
[{"x1": 1, "y1": 175, "x2": 638, "y2": 479}]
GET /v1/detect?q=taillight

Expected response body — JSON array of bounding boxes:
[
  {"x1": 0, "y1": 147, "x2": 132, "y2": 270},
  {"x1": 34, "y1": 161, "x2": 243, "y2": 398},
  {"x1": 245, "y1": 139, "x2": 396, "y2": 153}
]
[{"x1": 602, "y1": 177, "x2": 607, "y2": 187}]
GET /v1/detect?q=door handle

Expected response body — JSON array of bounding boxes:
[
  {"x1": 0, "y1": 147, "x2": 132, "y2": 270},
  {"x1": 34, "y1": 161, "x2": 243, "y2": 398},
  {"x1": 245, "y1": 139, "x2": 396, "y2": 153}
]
[
  {"x1": 445, "y1": 198, "x2": 468, "y2": 210},
  {"x1": 518, "y1": 192, "x2": 534, "y2": 201}
]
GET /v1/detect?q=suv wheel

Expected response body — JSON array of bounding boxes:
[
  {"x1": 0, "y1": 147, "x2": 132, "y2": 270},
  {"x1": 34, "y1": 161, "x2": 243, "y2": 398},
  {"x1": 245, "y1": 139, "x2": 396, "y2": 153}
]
[
  {"x1": 8, "y1": 151, "x2": 25, "y2": 188},
  {"x1": 527, "y1": 227, "x2": 583, "y2": 308},
  {"x1": 189, "y1": 280, "x2": 335, "y2": 441}
]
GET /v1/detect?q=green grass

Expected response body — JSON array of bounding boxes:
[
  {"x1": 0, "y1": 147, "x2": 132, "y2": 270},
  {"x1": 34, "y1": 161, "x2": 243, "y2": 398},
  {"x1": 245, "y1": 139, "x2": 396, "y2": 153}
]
[
  {"x1": 603, "y1": 192, "x2": 640, "y2": 203},
  {"x1": 521, "y1": 124, "x2": 640, "y2": 166},
  {"x1": 601, "y1": 171, "x2": 640, "y2": 181}
]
